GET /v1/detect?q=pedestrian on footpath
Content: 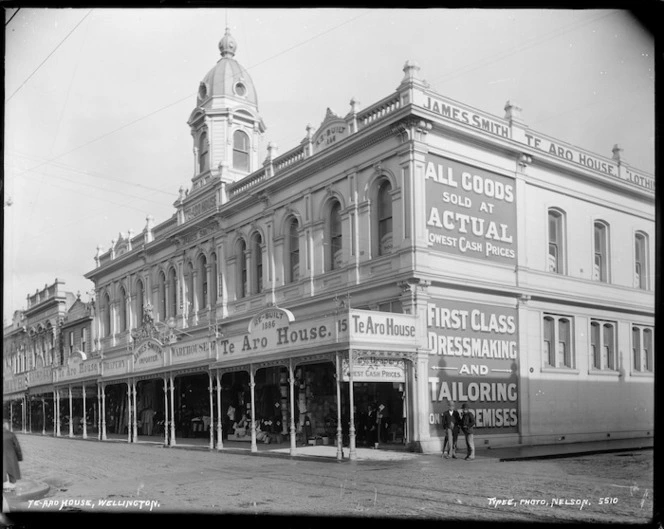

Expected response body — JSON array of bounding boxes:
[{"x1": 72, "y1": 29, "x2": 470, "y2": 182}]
[
  {"x1": 3, "y1": 420, "x2": 23, "y2": 491},
  {"x1": 441, "y1": 401, "x2": 460, "y2": 458},
  {"x1": 460, "y1": 403, "x2": 475, "y2": 460}
]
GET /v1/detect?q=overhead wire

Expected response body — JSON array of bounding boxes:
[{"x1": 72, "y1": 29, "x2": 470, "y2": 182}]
[{"x1": 6, "y1": 9, "x2": 93, "y2": 103}]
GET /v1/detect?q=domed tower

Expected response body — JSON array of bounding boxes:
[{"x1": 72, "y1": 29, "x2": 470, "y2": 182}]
[{"x1": 188, "y1": 28, "x2": 266, "y2": 187}]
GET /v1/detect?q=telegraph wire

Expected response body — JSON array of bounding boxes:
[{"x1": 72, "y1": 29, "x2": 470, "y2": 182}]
[
  {"x1": 6, "y1": 10, "x2": 93, "y2": 103},
  {"x1": 5, "y1": 8, "x2": 20, "y2": 26},
  {"x1": 11, "y1": 10, "x2": 370, "y2": 182}
]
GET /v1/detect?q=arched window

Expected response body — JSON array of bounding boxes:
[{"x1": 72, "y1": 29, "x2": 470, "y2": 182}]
[
  {"x1": 199, "y1": 131, "x2": 209, "y2": 173},
  {"x1": 119, "y1": 286, "x2": 128, "y2": 332},
  {"x1": 136, "y1": 279, "x2": 145, "y2": 324},
  {"x1": 158, "y1": 271, "x2": 167, "y2": 321},
  {"x1": 236, "y1": 239, "x2": 247, "y2": 299},
  {"x1": 233, "y1": 130, "x2": 250, "y2": 172},
  {"x1": 635, "y1": 231, "x2": 648, "y2": 290},
  {"x1": 329, "y1": 201, "x2": 342, "y2": 271},
  {"x1": 377, "y1": 181, "x2": 393, "y2": 256},
  {"x1": 210, "y1": 253, "x2": 218, "y2": 306},
  {"x1": 593, "y1": 221, "x2": 609, "y2": 282},
  {"x1": 103, "y1": 293, "x2": 111, "y2": 337},
  {"x1": 547, "y1": 209, "x2": 565, "y2": 274},
  {"x1": 198, "y1": 254, "x2": 208, "y2": 310},
  {"x1": 287, "y1": 218, "x2": 300, "y2": 283},
  {"x1": 252, "y1": 233, "x2": 263, "y2": 294},
  {"x1": 168, "y1": 268, "x2": 177, "y2": 318}
]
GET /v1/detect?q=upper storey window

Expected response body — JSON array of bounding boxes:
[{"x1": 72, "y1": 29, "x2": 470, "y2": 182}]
[
  {"x1": 593, "y1": 221, "x2": 609, "y2": 282},
  {"x1": 233, "y1": 130, "x2": 250, "y2": 172},
  {"x1": 329, "y1": 201, "x2": 343, "y2": 271},
  {"x1": 377, "y1": 181, "x2": 393, "y2": 256},
  {"x1": 547, "y1": 209, "x2": 565, "y2": 274},
  {"x1": 199, "y1": 131, "x2": 209, "y2": 173},
  {"x1": 287, "y1": 217, "x2": 300, "y2": 283},
  {"x1": 635, "y1": 231, "x2": 648, "y2": 290}
]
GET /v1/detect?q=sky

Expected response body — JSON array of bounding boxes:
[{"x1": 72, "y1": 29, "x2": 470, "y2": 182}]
[{"x1": 3, "y1": 8, "x2": 655, "y2": 320}]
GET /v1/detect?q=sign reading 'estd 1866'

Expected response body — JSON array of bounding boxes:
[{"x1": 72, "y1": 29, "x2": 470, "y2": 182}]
[
  {"x1": 427, "y1": 299, "x2": 519, "y2": 436},
  {"x1": 424, "y1": 154, "x2": 517, "y2": 264}
]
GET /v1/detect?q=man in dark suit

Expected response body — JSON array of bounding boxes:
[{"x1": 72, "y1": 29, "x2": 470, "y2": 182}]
[
  {"x1": 441, "y1": 401, "x2": 460, "y2": 458},
  {"x1": 460, "y1": 403, "x2": 476, "y2": 460}
]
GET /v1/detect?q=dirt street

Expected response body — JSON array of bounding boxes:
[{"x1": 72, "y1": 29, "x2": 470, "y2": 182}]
[{"x1": 5, "y1": 434, "x2": 654, "y2": 523}]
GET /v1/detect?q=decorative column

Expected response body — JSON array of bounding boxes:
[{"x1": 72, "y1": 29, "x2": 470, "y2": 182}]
[
  {"x1": 9, "y1": 401, "x2": 13, "y2": 432},
  {"x1": 42, "y1": 399, "x2": 46, "y2": 435},
  {"x1": 68, "y1": 386, "x2": 74, "y2": 437},
  {"x1": 348, "y1": 350, "x2": 357, "y2": 461},
  {"x1": 101, "y1": 384, "x2": 107, "y2": 440},
  {"x1": 335, "y1": 353, "x2": 343, "y2": 460},
  {"x1": 208, "y1": 372, "x2": 214, "y2": 450},
  {"x1": 55, "y1": 390, "x2": 61, "y2": 437},
  {"x1": 96, "y1": 386, "x2": 101, "y2": 440},
  {"x1": 215, "y1": 371, "x2": 223, "y2": 450},
  {"x1": 27, "y1": 396, "x2": 32, "y2": 433},
  {"x1": 249, "y1": 367, "x2": 257, "y2": 453},
  {"x1": 82, "y1": 384, "x2": 88, "y2": 439},
  {"x1": 163, "y1": 377, "x2": 169, "y2": 446},
  {"x1": 126, "y1": 382, "x2": 132, "y2": 443},
  {"x1": 132, "y1": 380, "x2": 138, "y2": 442},
  {"x1": 289, "y1": 359, "x2": 296, "y2": 456},
  {"x1": 169, "y1": 375, "x2": 176, "y2": 446},
  {"x1": 22, "y1": 396, "x2": 27, "y2": 433}
]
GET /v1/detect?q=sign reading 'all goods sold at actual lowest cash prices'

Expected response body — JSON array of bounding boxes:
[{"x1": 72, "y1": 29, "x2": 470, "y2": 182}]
[{"x1": 424, "y1": 154, "x2": 518, "y2": 264}]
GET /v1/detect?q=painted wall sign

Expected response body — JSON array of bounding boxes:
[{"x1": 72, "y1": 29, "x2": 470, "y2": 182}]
[
  {"x1": 133, "y1": 339, "x2": 164, "y2": 371},
  {"x1": 218, "y1": 314, "x2": 348, "y2": 359},
  {"x1": 424, "y1": 154, "x2": 517, "y2": 264},
  {"x1": 349, "y1": 309, "x2": 422, "y2": 348},
  {"x1": 57, "y1": 358, "x2": 101, "y2": 382},
  {"x1": 102, "y1": 357, "x2": 129, "y2": 377},
  {"x1": 171, "y1": 339, "x2": 214, "y2": 365},
  {"x1": 28, "y1": 367, "x2": 53, "y2": 387},
  {"x1": 184, "y1": 196, "x2": 216, "y2": 222},
  {"x1": 248, "y1": 307, "x2": 295, "y2": 333},
  {"x1": 427, "y1": 299, "x2": 519, "y2": 435},
  {"x1": 341, "y1": 356, "x2": 406, "y2": 383},
  {"x1": 3, "y1": 376, "x2": 27, "y2": 394}
]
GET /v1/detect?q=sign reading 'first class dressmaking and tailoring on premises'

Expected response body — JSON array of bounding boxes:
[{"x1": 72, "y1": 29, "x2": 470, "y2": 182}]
[
  {"x1": 427, "y1": 299, "x2": 519, "y2": 436},
  {"x1": 424, "y1": 154, "x2": 517, "y2": 264}
]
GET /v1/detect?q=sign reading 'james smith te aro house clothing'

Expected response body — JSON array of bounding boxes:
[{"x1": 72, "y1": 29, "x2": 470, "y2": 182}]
[
  {"x1": 427, "y1": 299, "x2": 519, "y2": 436},
  {"x1": 424, "y1": 154, "x2": 517, "y2": 264}
]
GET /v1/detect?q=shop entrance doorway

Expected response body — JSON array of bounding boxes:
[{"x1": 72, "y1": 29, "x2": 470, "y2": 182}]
[{"x1": 349, "y1": 382, "x2": 406, "y2": 449}]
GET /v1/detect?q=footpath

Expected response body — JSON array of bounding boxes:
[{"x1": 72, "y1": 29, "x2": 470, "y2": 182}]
[{"x1": 2, "y1": 433, "x2": 652, "y2": 511}]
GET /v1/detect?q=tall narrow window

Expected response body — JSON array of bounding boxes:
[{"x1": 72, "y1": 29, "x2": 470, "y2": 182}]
[
  {"x1": 136, "y1": 279, "x2": 145, "y2": 324},
  {"x1": 593, "y1": 221, "x2": 609, "y2": 282},
  {"x1": 632, "y1": 326, "x2": 641, "y2": 371},
  {"x1": 329, "y1": 202, "x2": 342, "y2": 271},
  {"x1": 199, "y1": 131, "x2": 209, "y2": 173},
  {"x1": 643, "y1": 328, "x2": 653, "y2": 372},
  {"x1": 590, "y1": 321, "x2": 601, "y2": 369},
  {"x1": 288, "y1": 218, "x2": 300, "y2": 283},
  {"x1": 198, "y1": 255, "x2": 208, "y2": 310},
  {"x1": 543, "y1": 316, "x2": 555, "y2": 367},
  {"x1": 69, "y1": 332, "x2": 74, "y2": 355},
  {"x1": 233, "y1": 130, "x2": 250, "y2": 172},
  {"x1": 168, "y1": 268, "x2": 177, "y2": 318},
  {"x1": 81, "y1": 328, "x2": 87, "y2": 354},
  {"x1": 236, "y1": 240, "x2": 247, "y2": 299},
  {"x1": 103, "y1": 293, "x2": 111, "y2": 337},
  {"x1": 635, "y1": 232, "x2": 648, "y2": 289},
  {"x1": 558, "y1": 318, "x2": 571, "y2": 368},
  {"x1": 210, "y1": 253, "x2": 218, "y2": 306},
  {"x1": 159, "y1": 271, "x2": 167, "y2": 321},
  {"x1": 547, "y1": 209, "x2": 564, "y2": 273},
  {"x1": 186, "y1": 264, "x2": 194, "y2": 314},
  {"x1": 377, "y1": 181, "x2": 393, "y2": 256},
  {"x1": 252, "y1": 233, "x2": 263, "y2": 294},
  {"x1": 119, "y1": 287, "x2": 127, "y2": 332}
]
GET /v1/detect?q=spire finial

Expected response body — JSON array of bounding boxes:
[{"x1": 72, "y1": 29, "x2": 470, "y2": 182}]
[{"x1": 219, "y1": 27, "x2": 237, "y2": 58}]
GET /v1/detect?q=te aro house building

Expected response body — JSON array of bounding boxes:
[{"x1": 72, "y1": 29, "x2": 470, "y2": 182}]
[{"x1": 76, "y1": 29, "x2": 653, "y2": 457}]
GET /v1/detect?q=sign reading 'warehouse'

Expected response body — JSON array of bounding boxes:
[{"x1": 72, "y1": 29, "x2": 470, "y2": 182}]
[
  {"x1": 424, "y1": 154, "x2": 517, "y2": 264},
  {"x1": 427, "y1": 299, "x2": 519, "y2": 435}
]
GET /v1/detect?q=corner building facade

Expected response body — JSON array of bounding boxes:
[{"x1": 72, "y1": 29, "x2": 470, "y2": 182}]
[{"x1": 81, "y1": 30, "x2": 653, "y2": 455}]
